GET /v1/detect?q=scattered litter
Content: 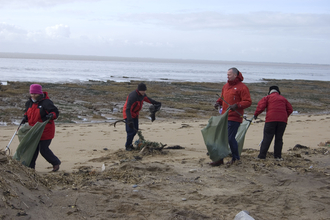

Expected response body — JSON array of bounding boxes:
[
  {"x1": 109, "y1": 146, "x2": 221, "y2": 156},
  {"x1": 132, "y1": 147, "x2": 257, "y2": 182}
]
[
  {"x1": 133, "y1": 190, "x2": 139, "y2": 192},
  {"x1": 132, "y1": 185, "x2": 138, "y2": 188},
  {"x1": 234, "y1": 210, "x2": 255, "y2": 220},
  {"x1": 293, "y1": 144, "x2": 308, "y2": 150},
  {"x1": 165, "y1": 145, "x2": 185, "y2": 150},
  {"x1": 101, "y1": 163, "x2": 105, "y2": 172},
  {"x1": 309, "y1": 165, "x2": 313, "y2": 169},
  {"x1": 189, "y1": 169, "x2": 197, "y2": 173},
  {"x1": 182, "y1": 198, "x2": 187, "y2": 201}
]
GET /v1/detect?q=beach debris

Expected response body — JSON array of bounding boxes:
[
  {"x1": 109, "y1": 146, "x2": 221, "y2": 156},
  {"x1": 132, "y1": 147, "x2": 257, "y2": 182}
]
[
  {"x1": 0, "y1": 154, "x2": 8, "y2": 163},
  {"x1": 318, "y1": 141, "x2": 330, "y2": 147},
  {"x1": 234, "y1": 210, "x2": 255, "y2": 220},
  {"x1": 179, "y1": 124, "x2": 192, "y2": 129},
  {"x1": 181, "y1": 198, "x2": 187, "y2": 201},
  {"x1": 165, "y1": 145, "x2": 185, "y2": 150},
  {"x1": 293, "y1": 144, "x2": 308, "y2": 150},
  {"x1": 189, "y1": 169, "x2": 197, "y2": 173},
  {"x1": 132, "y1": 184, "x2": 138, "y2": 188},
  {"x1": 101, "y1": 163, "x2": 105, "y2": 172},
  {"x1": 135, "y1": 130, "x2": 167, "y2": 155}
]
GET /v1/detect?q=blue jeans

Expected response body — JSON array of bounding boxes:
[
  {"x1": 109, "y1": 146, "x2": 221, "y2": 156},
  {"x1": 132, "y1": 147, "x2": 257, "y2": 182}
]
[
  {"x1": 125, "y1": 118, "x2": 139, "y2": 148},
  {"x1": 228, "y1": 121, "x2": 241, "y2": 161}
]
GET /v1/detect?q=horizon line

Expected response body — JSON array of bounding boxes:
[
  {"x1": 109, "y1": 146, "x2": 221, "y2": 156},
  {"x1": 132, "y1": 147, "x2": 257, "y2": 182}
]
[{"x1": 0, "y1": 52, "x2": 328, "y2": 66}]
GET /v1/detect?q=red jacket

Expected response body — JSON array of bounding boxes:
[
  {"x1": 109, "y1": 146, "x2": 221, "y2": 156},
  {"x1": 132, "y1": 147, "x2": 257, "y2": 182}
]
[
  {"x1": 24, "y1": 92, "x2": 59, "y2": 140},
  {"x1": 123, "y1": 90, "x2": 159, "y2": 121},
  {"x1": 216, "y1": 72, "x2": 252, "y2": 123},
  {"x1": 254, "y1": 92, "x2": 293, "y2": 123}
]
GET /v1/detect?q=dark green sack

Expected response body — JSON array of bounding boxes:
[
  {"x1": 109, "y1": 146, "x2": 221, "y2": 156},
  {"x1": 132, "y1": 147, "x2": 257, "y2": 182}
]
[
  {"x1": 201, "y1": 111, "x2": 252, "y2": 162},
  {"x1": 13, "y1": 120, "x2": 49, "y2": 167}
]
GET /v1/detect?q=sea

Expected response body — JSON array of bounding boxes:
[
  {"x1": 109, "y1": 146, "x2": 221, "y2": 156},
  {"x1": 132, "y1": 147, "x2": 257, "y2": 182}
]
[{"x1": 0, "y1": 53, "x2": 329, "y2": 84}]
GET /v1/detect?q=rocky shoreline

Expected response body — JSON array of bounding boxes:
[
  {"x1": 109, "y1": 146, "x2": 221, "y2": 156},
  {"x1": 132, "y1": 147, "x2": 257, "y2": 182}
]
[{"x1": 1, "y1": 79, "x2": 329, "y2": 125}]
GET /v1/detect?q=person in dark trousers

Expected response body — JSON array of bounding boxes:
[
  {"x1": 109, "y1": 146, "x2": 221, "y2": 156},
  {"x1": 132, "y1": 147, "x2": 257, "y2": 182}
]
[
  {"x1": 23, "y1": 84, "x2": 61, "y2": 171},
  {"x1": 123, "y1": 83, "x2": 161, "y2": 151},
  {"x1": 212, "y1": 67, "x2": 252, "y2": 166},
  {"x1": 254, "y1": 86, "x2": 293, "y2": 159}
]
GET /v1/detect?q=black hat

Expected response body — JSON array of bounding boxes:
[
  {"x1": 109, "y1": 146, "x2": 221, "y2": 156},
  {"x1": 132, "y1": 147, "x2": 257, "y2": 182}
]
[
  {"x1": 268, "y1": 86, "x2": 280, "y2": 95},
  {"x1": 137, "y1": 83, "x2": 147, "y2": 91}
]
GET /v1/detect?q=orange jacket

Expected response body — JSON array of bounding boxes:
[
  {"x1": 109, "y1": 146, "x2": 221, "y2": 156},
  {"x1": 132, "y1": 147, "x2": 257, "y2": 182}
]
[{"x1": 216, "y1": 72, "x2": 252, "y2": 123}]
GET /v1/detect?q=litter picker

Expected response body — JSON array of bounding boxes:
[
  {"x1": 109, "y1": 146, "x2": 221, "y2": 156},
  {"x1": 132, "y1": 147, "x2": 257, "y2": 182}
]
[
  {"x1": 216, "y1": 94, "x2": 251, "y2": 122},
  {"x1": 4, "y1": 118, "x2": 25, "y2": 155}
]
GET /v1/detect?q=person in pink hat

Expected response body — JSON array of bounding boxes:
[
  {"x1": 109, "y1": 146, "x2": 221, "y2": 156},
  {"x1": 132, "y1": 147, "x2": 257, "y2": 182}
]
[{"x1": 23, "y1": 84, "x2": 61, "y2": 172}]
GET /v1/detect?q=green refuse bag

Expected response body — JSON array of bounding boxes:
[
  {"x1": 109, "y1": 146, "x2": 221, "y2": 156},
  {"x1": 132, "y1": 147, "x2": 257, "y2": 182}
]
[
  {"x1": 201, "y1": 110, "x2": 252, "y2": 162},
  {"x1": 13, "y1": 119, "x2": 50, "y2": 167},
  {"x1": 236, "y1": 117, "x2": 253, "y2": 156}
]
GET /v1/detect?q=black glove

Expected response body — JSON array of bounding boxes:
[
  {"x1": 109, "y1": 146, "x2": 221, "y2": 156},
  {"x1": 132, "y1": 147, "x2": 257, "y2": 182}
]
[
  {"x1": 150, "y1": 112, "x2": 156, "y2": 122},
  {"x1": 128, "y1": 122, "x2": 134, "y2": 129},
  {"x1": 253, "y1": 115, "x2": 257, "y2": 120},
  {"x1": 154, "y1": 102, "x2": 161, "y2": 111},
  {"x1": 149, "y1": 102, "x2": 161, "y2": 122},
  {"x1": 22, "y1": 115, "x2": 28, "y2": 124},
  {"x1": 229, "y1": 103, "x2": 238, "y2": 111},
  {"x1": 46, "y1": 113, "x2": 54, "y2": 120},
  {"x1": 214, "y1": 103, "x2": 220, "y2": 110}
]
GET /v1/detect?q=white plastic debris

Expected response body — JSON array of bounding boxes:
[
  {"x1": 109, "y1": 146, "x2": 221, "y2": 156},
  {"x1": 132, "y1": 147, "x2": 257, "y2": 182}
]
[
  {"x1": 101, "y1": 163, "x2": 105, "y2": 172},
  {"x1": 234, "y1": 211, "x2": 255, "y2": 220}
]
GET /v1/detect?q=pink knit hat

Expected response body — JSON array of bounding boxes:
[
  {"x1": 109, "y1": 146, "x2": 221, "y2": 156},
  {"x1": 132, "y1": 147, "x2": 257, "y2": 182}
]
[{"x1": 29, "y1": 84, "x2": 43, "y2": 94}]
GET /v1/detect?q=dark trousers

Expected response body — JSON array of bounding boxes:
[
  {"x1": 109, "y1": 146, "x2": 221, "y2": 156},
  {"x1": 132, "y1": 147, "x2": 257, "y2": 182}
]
[
  {"x1": 258, "y1": 122, "x2": 287, "y2": 159},
  {"x1": 29, "y1": 139, "x2": 61, "y2": 169},
  {"x1": 125, "y1": 118, "x2": 139, "y2": 148},
  {"x1": 228, "y1": 120, "x2": 241, "y2": 161}
]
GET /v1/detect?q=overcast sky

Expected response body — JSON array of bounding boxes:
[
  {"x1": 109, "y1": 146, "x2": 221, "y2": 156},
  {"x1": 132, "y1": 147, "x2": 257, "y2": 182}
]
[{"x1": 1, "y1": 0, "x2": 329, "y2": 64}]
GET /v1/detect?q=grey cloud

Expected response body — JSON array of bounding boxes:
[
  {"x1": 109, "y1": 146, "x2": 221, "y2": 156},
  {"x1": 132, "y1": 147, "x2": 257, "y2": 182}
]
[
  {"x1": 0, "y1": 22, "x2": 27, "y2": 34},
  {"x1": 118, "y1": 11, "x2": 330, "y2": 32}
]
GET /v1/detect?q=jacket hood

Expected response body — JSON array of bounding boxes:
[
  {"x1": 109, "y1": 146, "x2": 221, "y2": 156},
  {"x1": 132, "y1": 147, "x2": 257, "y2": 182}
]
[
  {"x1": 30, "y1": 91, "x2": 49, "y2": 102},
  {"x1": 42, "y1": 91, "x2": 50, "y2": 99},
  {"x1": 228, "y1": 71, "x2": 244, "y2": 85}
]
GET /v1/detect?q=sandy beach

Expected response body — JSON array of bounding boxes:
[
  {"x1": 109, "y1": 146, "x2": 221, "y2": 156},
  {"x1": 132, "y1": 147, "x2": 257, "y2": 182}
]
[
  {"x1": 1, "y1": 114, "x2": 329, "y2": 173},
  {"x1": 1, "y1": 113, "x2": 330, "y2": 220},
  {"x1": 1, "y1": 80, "x2": 330, "y2": 219}
]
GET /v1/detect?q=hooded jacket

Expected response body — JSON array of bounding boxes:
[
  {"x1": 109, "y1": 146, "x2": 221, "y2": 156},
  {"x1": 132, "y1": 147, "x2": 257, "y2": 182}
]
[
  {"x1": 254, "y1": 92, "x2": 293, "y2": 123},
  {"x1": 24, "y1": 92, "x2": 59, "y2": 140},
  {"x1": 123, "y1": 89, "x2": 160, "y2": 122},
  {"x1": 216, "y1": 71, "x2": 252, "y2": 123}
]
